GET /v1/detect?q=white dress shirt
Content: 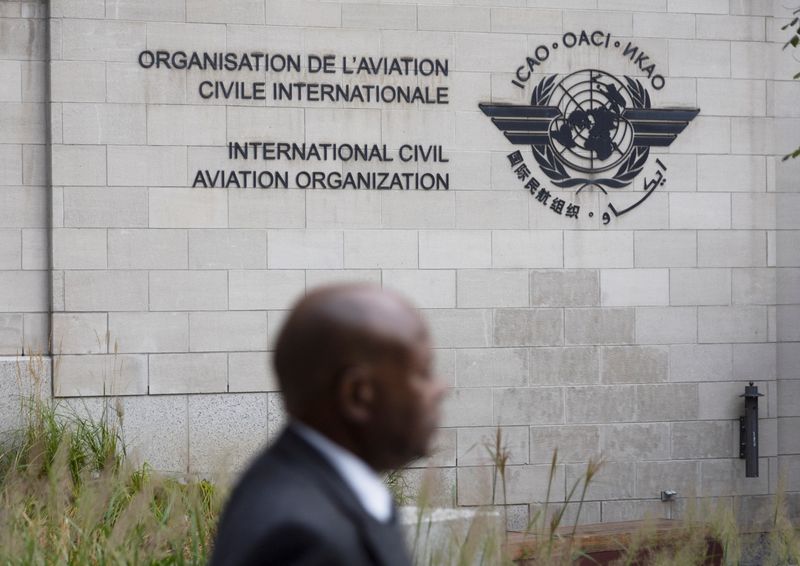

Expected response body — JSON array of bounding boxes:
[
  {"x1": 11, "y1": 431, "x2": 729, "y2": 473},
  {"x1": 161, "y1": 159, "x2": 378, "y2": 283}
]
[{"x1": 291, "y1": 420, "x2": 394, "y2": 524}]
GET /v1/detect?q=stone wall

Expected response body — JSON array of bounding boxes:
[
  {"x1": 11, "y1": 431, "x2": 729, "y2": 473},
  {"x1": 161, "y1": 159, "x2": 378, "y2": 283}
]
[{"x1": 1, "y1": 0, "x2": 798, "y2": 525}]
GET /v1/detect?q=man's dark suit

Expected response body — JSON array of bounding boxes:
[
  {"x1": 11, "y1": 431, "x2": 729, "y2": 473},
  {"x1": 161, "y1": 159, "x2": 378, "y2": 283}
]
[{"x1": 210, "y1": 426, "x2": 412, "y2": 566}]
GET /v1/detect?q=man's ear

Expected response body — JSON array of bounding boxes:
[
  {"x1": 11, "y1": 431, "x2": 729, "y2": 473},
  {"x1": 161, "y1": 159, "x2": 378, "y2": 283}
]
[{"x1": 337, "y1": 365, "x2": 375, "y2": 424}]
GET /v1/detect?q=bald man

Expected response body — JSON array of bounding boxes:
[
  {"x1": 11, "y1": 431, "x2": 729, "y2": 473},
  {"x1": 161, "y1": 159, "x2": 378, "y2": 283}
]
[{"x1": 211, "y1": 284, "x2": 447, "y2": 566}]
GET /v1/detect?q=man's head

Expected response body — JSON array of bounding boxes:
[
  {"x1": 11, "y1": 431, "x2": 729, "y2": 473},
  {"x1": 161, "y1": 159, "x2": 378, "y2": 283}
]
[{"x1": 274, "y1": 284, "x2": 446, "y2": 471}]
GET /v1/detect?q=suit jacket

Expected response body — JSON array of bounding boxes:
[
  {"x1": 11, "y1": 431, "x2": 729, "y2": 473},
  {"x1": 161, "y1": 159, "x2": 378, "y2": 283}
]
[{"x1": 210, "y1": 426, "x2": 412, "y2": 566}]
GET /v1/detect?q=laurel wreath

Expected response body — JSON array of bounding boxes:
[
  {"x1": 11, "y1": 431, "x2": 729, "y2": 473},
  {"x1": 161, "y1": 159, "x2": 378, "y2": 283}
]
[{"x1": 530, "y1": 74, "x2": 651, "y2": 190}]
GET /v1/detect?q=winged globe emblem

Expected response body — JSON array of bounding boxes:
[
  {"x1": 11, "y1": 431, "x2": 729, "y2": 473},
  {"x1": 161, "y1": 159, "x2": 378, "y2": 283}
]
[{"x1": 481, "y1": 69, "x2": 699, "y2": 192}]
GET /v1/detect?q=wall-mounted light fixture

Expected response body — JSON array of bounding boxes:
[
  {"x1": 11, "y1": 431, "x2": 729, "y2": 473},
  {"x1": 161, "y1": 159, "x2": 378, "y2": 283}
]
[{"x1": 739, "y1": 382, "x2": 763, "y2": 478}]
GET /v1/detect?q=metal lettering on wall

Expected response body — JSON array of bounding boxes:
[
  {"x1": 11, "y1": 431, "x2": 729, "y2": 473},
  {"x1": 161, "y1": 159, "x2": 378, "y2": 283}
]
[
  {"x1": 137, "y1": 51, "x2": 451, "y2": 191},
  {"x1": 480, "y1": 30, "x2": 699, "y2": 225}
]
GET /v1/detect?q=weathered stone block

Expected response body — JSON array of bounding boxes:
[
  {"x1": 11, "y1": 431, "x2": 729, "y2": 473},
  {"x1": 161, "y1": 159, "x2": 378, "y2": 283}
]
[
  {"x1": 456, "y1": 347, "x2": 528, "y2": 388},
  {"x1": 601, "y1": 345, "x2": 668, "y2": 384},
  {"x1": 149, "y1": 352, "x2": 227, "y2": 394},
  {"x1": 495, "y1": 308, "x2": 563, "y2": 347},
  {"x1": 531, "y1": 270, "x2": 598, "y2": 307},
  {"x1": 565, "y1": 308, "x2": 634, "y2": 345},
  {"x1": 565, "y1": 385, "x2": 636, "y2": 424},
  {"x1": 636, "y1": 383, "x2": 699, "y2": 421},
  {"x1": 108, "y1": 312, "x2": 188, "y2": 354}
]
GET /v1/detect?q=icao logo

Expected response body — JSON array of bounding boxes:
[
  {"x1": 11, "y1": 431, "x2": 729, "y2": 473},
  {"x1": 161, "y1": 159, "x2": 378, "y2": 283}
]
[{"x1": 480, "y1": 39, "x2": 699, "y2": 225}]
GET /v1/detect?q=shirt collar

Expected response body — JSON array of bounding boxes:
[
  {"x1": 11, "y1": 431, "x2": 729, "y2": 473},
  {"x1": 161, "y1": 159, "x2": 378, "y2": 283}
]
[{"x1": 290, "y1": 420, "x2": 394, "y2": 523}]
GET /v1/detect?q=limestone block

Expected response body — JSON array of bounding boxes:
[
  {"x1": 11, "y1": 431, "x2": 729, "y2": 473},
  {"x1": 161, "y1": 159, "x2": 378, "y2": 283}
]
[
  {"x1": 381, "y1": 191, "x2": 455, "y2": 230},
  {"x1": 424, "y1": 308, "x2": 492, "y2": 348},
  {"x1": 383, "y1": 109, "x2": 454, "y2": 148},
  {"x1": 530, "y1": 270, "x2": 597, "y2": 307},
  {"x1": 698, "y1": 155, "x2": 767, "y2": 192},
  {"x1": 306, "y1": 191, "x2": 381, "y2": 230},
  {"x1": 777, "y1": 305, "x2": 800, "y2": 342},
  {"x1": 0, "y1": 18, "x2": 47, "y2": 60},
  {"x1": 52, "y1": 313, "x2": 108, "y2": 355},
  {"x1": 668, "y1": 193, "x2": 730, "y2": 229},
  {"x1": 777, "y1": 456, "x2": 800, "y2": 492},
  {"x1": 64, "y1": 187, "x2": 148, "y2": 228},
  {"x1": 106, "y1": 0, "x2": 185, "y2": 21},
  {"x1": 601, "y1": 345, "x2": 668, "y2": 384},
  {"x1": 773, "y1": 81, "x2": 800, "y2": 118},
  {"x1": 696, "y1": 14, "x2": 765, "y2": 40},
  {"x1": 108, "y1": 229, "x2": 187, "y2": 269},
  {"x1": 344, "y1": 230, "x2": 418, "y2": 269},
  {"x1": 457, "y1": 464, "x2": 566, "y2": 506},
  {"x1": 150, "y1": 270, "x2": 227, "y2": 311},
  {"x1": 495, "y1": 308, "x2": 563, "y2": 347},
  {"x1": 0, "y1": 61, "x2": 21, "y2": 102},
  {"x1": 51, "y1": 0, "x2": 104, "y2": 18},
  {"x1": 21, "y1": 145, "x2": 45, "y2": 187},
  {"x1": 0, "y1": 315, "x2": 23, "y2": 354},
  {"x1": 776, "y1": 194, "x2": 800, "y2": 231},
  {"x1": 108, "y1": 146, "x2": 187, "y2": 186},
  {"x1": 565, "y1": 385, "x2": 636, "y2": 424},
  {"x1": 23, "y1": 313, "x2": 48, "y2": 354},
  {"x1": 435, "y1": 349, "x2": 456, "y2": 388},
  {"x1": 670, "y1": 268, "x2": 731, "y2": 306},
  {"x1": 188, "y1": 393, "x2": 269, "y2": 474},
  {"x1": 145, "y1": 22, "x2": 226, "y2": 51},
  {"x1": 457, "y1": 269, "x2": 528, "y2": 308},
  {"x1": 454, "y1": 111, "x2": 507, "y2": 152},
  {"x1": 418, "y1": 6, "x2": 489, "y2": 32},
  {"x1": 601, "y1": 500, "x2": 668, "y2": 522},
  {"x1": 457, "y1": 426, "x2": 529, "y2": 466},
  {"x1": 266, "y1": 0, "x2": 341, "y2": 27},
  {"x1": 189, "y1": 229, "x2": 266, "y2": 270},
  {"x1": 108, "y1": 312, "x2": 188, "y2": 354},
  {"x1": 669, "y1": 116, "x2": 730, "y2": 154},
  {"x1": 778, "y1": 417, "x2": 800, "y2": 454},
  {"x1": 731, "y1": 268, "x2": 775, "y2": 305},
  {"x1": 454, "y1": 32, "x2": 527, "y2": 73},
  {"x1": 54, "y1": 353, "x2": 147, "y2": 397},
  {"x1": 600, "y1": 268, "x2": 668, "y2": 307},
  {"x1": 189, "y1": 311, "x2": 268, "y2": 352},
  {"x1": 456, "y1": 348, "x2": 528, "y2": 388},
  {"x1": 700, "y1": 459, "x2": 769, "y2": 496},
  {"x1": 672, "y1": 421, "x2": 735, "y2": 459},
  {"x1": 228, "y1": 109, "x2": 305, "y2": 145},
  {"x1": 122, "y1": 395, "x2": 188, "y2": 473},
  {"x1": 50, "y1": 62, "x2": 105, "y2": 102},
  {"x1": 229, "y1": 270, "x2": 304, "y2": 311},
  {"x1": 149, "y1": 188, "x2": 228, "y2": 229},
  {"x1": 0, "y1": 145, "x2": 21, "y2": 185},
  {"x1": 731, "y1": 42, "x2": 776, "y2": 80},
  {"x1": 530, "y1": 425, "x2": 601, "y2": 464},
  {"x1": 64, "y1": 270, "x2": 148, "y2": 312},
  {"x1": 565, "y1": 308, "x2": 634, "y2": 345},
  {"x1": 657, "y1": 154, "x2": 697, "y2": 191},
  {"x1": 566, "y1": 461, "x2": 636, "y2": 500},
  {"x1": 733, "y1": 344, "x2": 776, "y2": 383},
  {"x1": 775, "y1": 231, "x2": 800, "y2": 267},
  {"x1": 51, "y1": 145, "x2": 106, "y2": 186},
  {"x1": 698, "y1": 79, "x2": 767, "y2": 117},
  {"x1": 489, "y1": 7, "x2": 561, "y2": 33},
  {"x1": 149, "y1": 352, "x2": 226, "y2": 394},
  {"x1": 147, "y1": 105, "x2": 225, "y2": 146},
  {"x1": 698, "y1": 306, "x2": 767, "y2": 343},
  {"x1": 602, "y1": 423, "x2": 670, "y2": 460},
  {"x1": 636, "y1": 461, "x2": 701, "y2": 499},
  {"x1": 21, "y1": 229, "x2": 47, "y2": 270},
  {"x1": 699, "y1": 231, "x2": 768, "y2": 268},
  {"x1": 669, "y1": 40, "x2": 730, "y2": 78},
  {"x1": 62, "y1": 19, "x2": 145, "y2": 62},
  {"x1": 306, "y1": 269, "x2": 381, "y2": 288},
  {"x1": 600, "y1": 0, "x2": 665, "y2": 11},
  {"x1": 669, "y1": 0, "x2": 732, "y2": 14},
  {"x1": 494, "y1": 386, "x2": 563, "y2": 426},
  {"x1": 62, "y1": 103, "x2": 146, "y2": 145},
  {"x1": 106, "y1": 63, "x2": 186, "y2": 104},
  {"x1": 229, "y1": 352, "x2": 278, "y2": 393},
  {"x1": 492, "y1": 231, "x2": 563, "y2": 269},
  {"x1": 441, "y1": 387, "x2": 492, "y2": 427},
  {"x1": 419, "y1": 230, "x2": 491, "y2": 269},
  {"x1": 669, "y1": 344, "x2": 732, "y2": 382},
  {"x1": 531, "y1": 346, "x2": 599, "y2": 386},
  {"x1": 0, "y1": 229, "x2": 21, "y2": 269},
  {"x1": 636, "y1": 383, "x2": 699, "y2": 421},
  {"x1": 564, "y1": 231, "x2": 633, "y2": 268},
  {"x1": 268, "y1": 230, "x2": 343, "y2": 269},
  {"x1": 0, "y1": 356, "x2": 50, "y2": 432},
  {"x1": 633, "y1": 12, "x2": 694, "y2": 38},
  {"x1": 0, "y1": 270, "x2": 49, "y2": 312},
  {"x1": 634, "y1": 231, "x2": 697, "y2": 268},
  {"x1": 731, "y1": 117, "x2": 781, "y2": 155},
  {"x1": 383, "y1": 269, "x2": 456, "y2": 309},
  {"x1": 455, "y1": 191, "x2": 528, "y2": 229},
  {"x1": 229, "y1": 190, "x2": 305, "y2": 229},
  {"x1": 186, "y1": 0, "x2": 263, "y2": 23},
  {"x1": 52, "y1": 228, "x2": 107, "y2": 269}
]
